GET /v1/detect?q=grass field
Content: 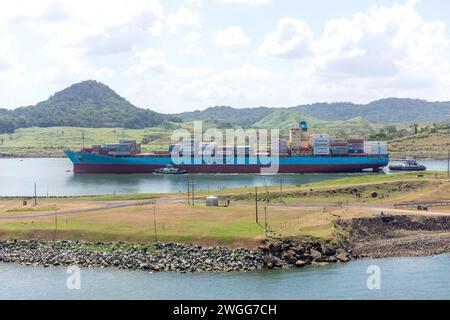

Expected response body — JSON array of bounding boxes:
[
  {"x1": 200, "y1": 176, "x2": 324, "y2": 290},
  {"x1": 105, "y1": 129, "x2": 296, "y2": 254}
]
[
  {"x1": 0, "y1": 126, "x2": 176, "y2": 157},
  {"x1": 389, "y1": 130, "x2": 450, "y2": 159},
  {"x1": 0, "y1": 202, "x2": 343, "y2": 247},
  {"x1": 1, "y1": 172, "x2": 449, "y2": 247}
]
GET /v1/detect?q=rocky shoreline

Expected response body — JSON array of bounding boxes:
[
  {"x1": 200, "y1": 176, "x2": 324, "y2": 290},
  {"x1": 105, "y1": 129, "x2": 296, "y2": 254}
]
[
  {"x1": 2, "y1": 215, "x2": 449, "y2": 273},
  {"x1": 337, "y1": 215, "x2": 450, "y2": 259},
  {"x1": 258, "y1": 239, "x2": 351, "y2": 269},
  {"x1": 0, "y1": 239, "x2": 352, "y2": 273},
  {"x1": 0, "y1": 241, "x2": 263, "y2": 273}
]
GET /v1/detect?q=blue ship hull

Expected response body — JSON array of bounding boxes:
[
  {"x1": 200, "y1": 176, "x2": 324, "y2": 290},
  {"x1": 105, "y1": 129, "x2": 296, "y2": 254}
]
[{"x1": 65, "y1": 151, "x2": 389, "y2": 174}]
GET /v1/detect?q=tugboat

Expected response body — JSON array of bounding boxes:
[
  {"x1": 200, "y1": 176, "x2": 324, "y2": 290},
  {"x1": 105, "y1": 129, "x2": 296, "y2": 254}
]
[
  {"x1": 154, "y1": 164, "x2": 188, "y2": 175},
  {"x1": 389, "y1": 159, "x2": 426, "y2": 172}
]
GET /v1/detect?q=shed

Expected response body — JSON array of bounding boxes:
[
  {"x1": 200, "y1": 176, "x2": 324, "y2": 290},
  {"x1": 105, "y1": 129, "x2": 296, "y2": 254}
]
[{"x1": 205, "y1": 196, "x2": 219, "y2": 207}]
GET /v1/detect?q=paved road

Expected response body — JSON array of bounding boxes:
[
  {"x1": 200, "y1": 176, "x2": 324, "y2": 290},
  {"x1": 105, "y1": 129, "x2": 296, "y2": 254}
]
[{"x1": 0, "y1": 198, "x2": 185, "y2": 220}]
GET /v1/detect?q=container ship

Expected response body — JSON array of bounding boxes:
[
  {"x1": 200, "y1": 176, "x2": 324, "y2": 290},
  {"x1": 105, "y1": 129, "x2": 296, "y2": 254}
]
[{"x1": 65, "y1": 122, "x2": 389, "y2": 174}]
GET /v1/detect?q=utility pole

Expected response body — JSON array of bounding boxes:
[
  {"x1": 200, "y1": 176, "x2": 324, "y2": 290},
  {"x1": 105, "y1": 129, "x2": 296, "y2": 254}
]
[
  {"x1": 153, "y1": 207, "x2": 158, "y2": 242},
  {"x1": 264, "y1": 206, "x2": 268, "y2": 239},
  {"x1": 81, "y1": 131, "x2": 85, "y2": 149},
  {"x1": 255, "y1": 187, "x2": 259, "y2": 225},
  {"x1": 192, "y1": 179, "x2": 195, "y2": 206},
  {"x1": 264, "y1": 182, "x2": 269, "y2": 239},
  {"x1": 279, "y1": 176, "x2": 283, "y2": 202},
  {"x1": 53, "y1": 211, "x2": 58, "y2": 241},
  {"x1": 34, "y1": 182, "x2": 37, "y2": 206},
  {"x1": 187, "y1": 179, "x2": 191, "y2": 206},
  {"x1": 448, "y1": 150, "x2": 450, "y2": 178}
]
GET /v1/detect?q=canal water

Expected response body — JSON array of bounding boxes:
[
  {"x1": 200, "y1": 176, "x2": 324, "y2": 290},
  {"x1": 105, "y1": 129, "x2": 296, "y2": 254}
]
[
  {"x1": 1, "y1": 254, "x2": 449, "y2": 300},
  {"x1": 1, "y1": 158, "x2": 448, "y2": 197}
]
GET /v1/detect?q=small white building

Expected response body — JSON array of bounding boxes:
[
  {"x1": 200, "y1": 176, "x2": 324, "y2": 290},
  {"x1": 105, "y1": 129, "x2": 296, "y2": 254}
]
[{"x1": 205, "y1": 196, "x2": 219, "y2": 207}]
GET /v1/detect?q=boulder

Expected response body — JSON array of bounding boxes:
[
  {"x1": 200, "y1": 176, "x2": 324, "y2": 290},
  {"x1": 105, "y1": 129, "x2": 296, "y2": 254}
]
[
  {"x1": 287, "y1": 250, "x2": 297, "y2": 258},
  {"x1": 281, "y1": 252, "x2": 291, "y2": 261},
  {"x1": 336, "y1": 253, "x2": 350, "y2": 262},
  {"x1": 294, "y1": 260, "x2": 307, "y2": 268},
  {"x1": 321, "y1": 245, "x2": 336, "y2": 256},
  {"x1": 310, "y1": 249, "x2": 323, "y2": 261},
  {"x1": 293, "y1": 246, "x2": 305, "y2": 254},
  {"x1": 336, "y1": 251, "x2": 350, "y2": 262}
]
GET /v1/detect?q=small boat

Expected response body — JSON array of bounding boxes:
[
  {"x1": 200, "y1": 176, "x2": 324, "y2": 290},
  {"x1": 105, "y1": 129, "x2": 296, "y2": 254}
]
[
  {"x1": 154, "y1": 164, "x2": 188, "y2": 175},
  {"x1": 389, "y1": 159, "x2": 426, "y2": 172}
]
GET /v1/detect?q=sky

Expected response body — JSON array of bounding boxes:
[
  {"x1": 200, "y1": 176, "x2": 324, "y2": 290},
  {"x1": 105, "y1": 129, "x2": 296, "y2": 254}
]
[{"x1": 1, "y1": 0, "x2": 450, "y2": 113}]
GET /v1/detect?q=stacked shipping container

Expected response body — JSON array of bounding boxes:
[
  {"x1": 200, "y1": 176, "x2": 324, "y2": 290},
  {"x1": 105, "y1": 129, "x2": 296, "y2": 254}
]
[
  {"x1": 348, "y1": 139, "x2": 365, "y2": 155},
  {"x1": 364, "y1": 141, "x2": 388, "y2": 155},
  {"x1": 330, "y1": 139, "x2": 349, "y2": 156},
  {"x1": 101, "y1": 140, "x2": 141, "y2": 157},
  {"x1": 312, "y1": 134, "x2": 330, "y2": 156}
]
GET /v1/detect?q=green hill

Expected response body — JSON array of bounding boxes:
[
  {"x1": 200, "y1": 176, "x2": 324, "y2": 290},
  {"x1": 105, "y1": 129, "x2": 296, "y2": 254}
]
[
  {"x1": 253, "y1": 109, "x2": 379, "y2": 137},
  {"x1": 177, "y1": 98, "x2": 450, "y2": 126},
  {"x1": 0, "y1": 81, "x2": 180, "y2": 132},
  {"x1": 175, "y1": 106, "x2": 274, "y2": 128},
  {"x1": 292, "y1": 98, "x2": 450, "y2": 123}
]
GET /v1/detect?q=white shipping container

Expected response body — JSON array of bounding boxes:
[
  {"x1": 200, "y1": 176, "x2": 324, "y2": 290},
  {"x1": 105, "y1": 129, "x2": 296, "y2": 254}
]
[
  {"x1": 313, "y1": 147, "x2": 330, "y2": 154},
  {"x1": 364, "y1": 141, "x2": 388, "y2": 155},
  {"x1": 312, "y1": 134, "x2": 330, "y2": 139},
  {"x1": 313, "y1": 144, "x2": 330, "y2": 148},
  {"x1": 314, "y1": 148, "x2": 330, "y2": 151}
]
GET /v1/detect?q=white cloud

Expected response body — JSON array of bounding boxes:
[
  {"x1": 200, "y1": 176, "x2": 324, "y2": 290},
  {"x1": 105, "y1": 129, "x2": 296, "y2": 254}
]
[
  {"x1": 2, "y1": 0, "x2": 450, "y2": 112},
  {"x1": 39, "y1": 57, "x2": 113, "y2": 85},
  {"x1": 0, "y1": 27, "x2": 15, "y2": 71},
  {"x1": 224, "y1": 52, "x2": 240, "y2": 60},
  {"x1": 256, "y1": 1, "x2": 450, "y2": 105},
  {"x1": 311, "y1": 0, "x2": 450, "y2": 83},
  {"x1": 126, "y1": 48, "x2": 212, "y2": 77},
  {"x1": 186, "y1": 0, "x2": 203, "y2": 7},
  {"x1": 260, "y1": 18, "x2": 313, "y2": 59},
  {"x1": 182, "y1": 32, "x2": 203, "y2": 43},
  {"x1": 168, "y1": 6, "x2": 201, "y2": 34},
  {"x1": 214, "y1": 26, "x2": 250, "y2": 46},
  {"x1": 180, "y1": 44, "x2": 202, "y2": 55},
  {"x1": 218, "y1": 0, "x2": 271, "y2": 5}
]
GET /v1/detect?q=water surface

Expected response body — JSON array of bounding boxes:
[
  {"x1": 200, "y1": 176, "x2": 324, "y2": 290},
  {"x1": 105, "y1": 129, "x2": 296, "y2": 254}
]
[
  {"x1": 1, "y1": 158, "x2": 448, "y2": 196},
  {"x1": 1, "y1": 255, "x2": 449, "y2": 300}
]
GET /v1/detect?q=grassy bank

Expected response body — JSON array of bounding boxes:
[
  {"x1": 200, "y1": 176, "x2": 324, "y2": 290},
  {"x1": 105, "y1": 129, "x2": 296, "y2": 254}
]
[
  {"x1": 0, "y1": 126, "x2": 174, "y2": 157},
  {"x1": 1, "y1": 173, "x2": 449, "y2": 248}
]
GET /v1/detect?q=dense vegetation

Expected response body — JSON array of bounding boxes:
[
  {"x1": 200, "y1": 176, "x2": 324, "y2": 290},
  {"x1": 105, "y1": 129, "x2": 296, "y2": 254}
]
[
  {"x1": 0, "y1": 81, "x2": 181, "y2": 132},
  {"x1": 178, "y1": 98, "x2": 450, "y2": 125},
  {"x1": 0, "y1": 113, "x2": 15, "y2": 134},
  {"x1": 175, "y1": 106, "x2": 274, "y2": 128}
]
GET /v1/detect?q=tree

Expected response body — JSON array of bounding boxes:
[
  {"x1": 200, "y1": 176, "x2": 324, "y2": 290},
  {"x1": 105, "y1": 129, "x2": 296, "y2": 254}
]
[{"x1": 410, "y1": 123, "x2": 419, "y2": 135}]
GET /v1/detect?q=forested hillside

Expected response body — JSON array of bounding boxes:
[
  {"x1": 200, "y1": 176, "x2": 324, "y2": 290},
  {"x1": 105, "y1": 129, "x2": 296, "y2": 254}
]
[{"x1": 0, "y1": 81, "x2": 180, "y2": 132}]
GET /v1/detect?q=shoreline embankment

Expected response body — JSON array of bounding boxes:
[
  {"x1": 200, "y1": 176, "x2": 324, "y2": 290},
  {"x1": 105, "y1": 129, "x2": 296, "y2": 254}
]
[{"x1": 1, "y1": 215, "x2": 450, "y2": 272}]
